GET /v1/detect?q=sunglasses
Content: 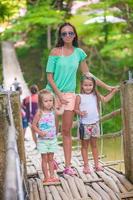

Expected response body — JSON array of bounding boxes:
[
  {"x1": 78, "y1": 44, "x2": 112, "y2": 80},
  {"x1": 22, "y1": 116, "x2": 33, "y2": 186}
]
[{"x1": 61, "y1": 31, "x2": 75, "y2": 38}]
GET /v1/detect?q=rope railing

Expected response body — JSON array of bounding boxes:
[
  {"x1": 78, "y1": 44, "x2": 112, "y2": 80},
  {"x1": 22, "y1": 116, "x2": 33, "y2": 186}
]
[{"x1": 4, "y1": 91, "x2": 24, "y2": 200}]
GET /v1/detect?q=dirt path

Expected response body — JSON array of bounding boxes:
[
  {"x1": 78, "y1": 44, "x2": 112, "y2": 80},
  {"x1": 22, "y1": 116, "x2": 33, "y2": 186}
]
[{"x1": 2, "y1": 41, "x2": 29, "y2": 99}]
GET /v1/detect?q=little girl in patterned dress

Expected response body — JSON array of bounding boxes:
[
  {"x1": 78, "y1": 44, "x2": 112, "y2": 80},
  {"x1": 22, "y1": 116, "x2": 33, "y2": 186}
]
[
  {"x1": 75, "y1": 76, "x2": 119, "y2": 174},
  {"x1": 32, "y1": 89, "x2": 63, "y2": 183}
]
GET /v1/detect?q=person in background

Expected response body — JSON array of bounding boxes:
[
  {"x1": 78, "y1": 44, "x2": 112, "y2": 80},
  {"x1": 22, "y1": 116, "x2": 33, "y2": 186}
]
[
  {"x1": 22, "y1": 84, "x2": 39, "y2": 142},
  {"x1": 75, "y1": 76, "x2": 119, "y2": 173},
  {"x1": 32, "y1": 89, "x2": 63, "y2": 183},
  {"x1": 46, "y1": 22, "x2": 118, "y2": 175},
  {"x1": 11, "y1": 77, "x2": 21, "y2": 91}
]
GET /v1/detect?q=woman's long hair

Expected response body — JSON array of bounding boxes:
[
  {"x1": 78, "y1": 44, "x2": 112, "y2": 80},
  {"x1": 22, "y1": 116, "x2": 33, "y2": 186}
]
[{"x1": 56, "y1": 22, "x2": 78, "y2": 47}]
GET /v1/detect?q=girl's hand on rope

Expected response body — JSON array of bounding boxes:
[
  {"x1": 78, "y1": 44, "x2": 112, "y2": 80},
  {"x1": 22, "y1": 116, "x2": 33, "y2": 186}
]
[
  {"x1": 110, "y1": 87, "x2": 120, "y2": 96},
  {"x1": 106, "y1": 85, "x2": 120, "y2": 92}
]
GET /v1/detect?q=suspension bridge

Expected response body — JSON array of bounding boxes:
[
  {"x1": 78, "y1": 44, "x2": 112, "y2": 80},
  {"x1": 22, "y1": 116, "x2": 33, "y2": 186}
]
[{"x1": 0, "y1": 41, "x2": 133, "y2": 200}]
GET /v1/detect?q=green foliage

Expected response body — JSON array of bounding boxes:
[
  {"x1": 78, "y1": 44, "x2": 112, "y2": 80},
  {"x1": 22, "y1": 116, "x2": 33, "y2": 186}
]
[
  {"x1": 0, "y1": 0, "x2": 26, "y2": 22},
  {"x1": 1, "y1": 2, "x2": 65, "y2": 43}
]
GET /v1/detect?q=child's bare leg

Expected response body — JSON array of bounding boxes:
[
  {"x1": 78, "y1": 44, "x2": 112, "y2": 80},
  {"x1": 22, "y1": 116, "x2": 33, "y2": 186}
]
[
  {"x1": 90, "y1": 137, "x2": 99, "y2": 168},
  {"x1": 48, "y1": 153, "x2": 54, "y2": 178},
  {"x1": 81, "y1": 140, "x2": 89, "y2": 166},
  {"x1": 42, "y1": 154, "x2": 49, "y2": 180}
]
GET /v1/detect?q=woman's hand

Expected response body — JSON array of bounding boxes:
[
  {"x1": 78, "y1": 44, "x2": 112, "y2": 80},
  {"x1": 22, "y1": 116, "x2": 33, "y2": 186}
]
[{"x1": 58, "y1": 93, "x2": 68, "y2": 105}]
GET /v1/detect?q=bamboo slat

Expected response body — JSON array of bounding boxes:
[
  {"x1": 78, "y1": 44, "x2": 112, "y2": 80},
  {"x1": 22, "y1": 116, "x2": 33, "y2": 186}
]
[
  {"x1": 32, "y1": 178, "x2": 40, "y2": 200},
  {"x1": 49, "y1": 185, "x2": 62, "y2": 200},
  {"x1": 28, "y1": 180, "x2": 34, "y2": 200},
  {"x1": 89, "y1": 170, "x2": 99, "y2": 180},
  {"x1": 85, "y1": 185, "x2": 102, "y2": 200},
  {"x1": 106, "y1": 167, "x2": 133, "y2": 191},
  {"x1": 120, "y1": 191, "x2": 133, "y2": 198},
  {"x1": 35, "y1": 178, "x2": 46, "y2": 200},
  {"x1": 98, "y1": 182, "x2": 119, "y2": 200},
  {"x1": 96, "y1": 171, "x2": 120, "y2": 193},
  {"x1": 74, "y1": 176, "x2": 88, "y2": 198},
  {"x1": 104, "y1": 169, "x2": 127, "y2": 193},
  {"x1": 74, "y1": 167, "x2": 88, "y2": 182},
  {"x1": 64, "y1": 174, "x2": 81, "y2": 199},
  {"x1": 59, "y1": 177, "x2": 73, "y2": 200},
  {"x1": 84, "y1": 178, "x2": 103, "y2": 184},
  {"x1": 44, "y1": 186, "x2": 53, "y2": 200},
  {"x1": 56, "y1": 185, "x2": 70, "y2": 200},
  {"x1": 92, "y1": 182, "x2": 111, "y2": 200}
]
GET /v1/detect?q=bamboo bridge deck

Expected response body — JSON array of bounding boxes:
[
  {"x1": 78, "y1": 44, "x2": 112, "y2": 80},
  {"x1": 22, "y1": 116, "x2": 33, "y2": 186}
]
[{"x1": 25, "y1": 129, "x2": 133, "y2": 200}]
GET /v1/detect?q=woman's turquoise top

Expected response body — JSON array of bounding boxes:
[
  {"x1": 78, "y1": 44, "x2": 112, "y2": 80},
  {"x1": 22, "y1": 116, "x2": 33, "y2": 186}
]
[{"x1": 46, "y1": 47, "x2": 87, "y2": 92}]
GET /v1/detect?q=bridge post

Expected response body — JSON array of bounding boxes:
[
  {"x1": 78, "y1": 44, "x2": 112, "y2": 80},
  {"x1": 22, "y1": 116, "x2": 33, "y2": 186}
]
[
  {"x1": 0, "y1": 93, "x2": 8, "y2": 199},
  {"x1": 121, "y1": 79, "x2": 133, "y2": 183},
  {"x1": 10, "y1": 92, "x2": 27, "y2": 184}
]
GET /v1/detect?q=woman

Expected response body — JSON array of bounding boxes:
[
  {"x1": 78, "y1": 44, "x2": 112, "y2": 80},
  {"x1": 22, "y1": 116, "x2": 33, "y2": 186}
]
[
  {"x1": 46, "y1": 22, "x2": 115, "y2": 175},
  {"x1": 22, "y1": 84, "x2": 39, "y2": 143}
]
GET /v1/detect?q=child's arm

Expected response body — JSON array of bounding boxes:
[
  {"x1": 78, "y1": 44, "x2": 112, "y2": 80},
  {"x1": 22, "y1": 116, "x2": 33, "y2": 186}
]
[
  {"x1": 99, "y1": 88, "x2": 119, "y2": 103},
  {"x1": 74, "y1": 95, "x2": 87, "y2": 117},
  {"x1": 80, "y1": 60, "x2": 119, "y2": 91},
  {"x1": 32, "y1": 111, "x2": 47, "y2": 137}
]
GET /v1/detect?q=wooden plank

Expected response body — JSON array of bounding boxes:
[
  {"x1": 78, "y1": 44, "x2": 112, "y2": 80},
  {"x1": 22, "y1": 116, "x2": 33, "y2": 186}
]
[
  {"x1": 43, "y1": 181, "x2": 61, "y2": 186},
  {"x1": 120, "y1": 191, "x2": 133, "y2": 198},
  {"x1": 84, "y1": 178, "x2": 103, "y2": 184}
]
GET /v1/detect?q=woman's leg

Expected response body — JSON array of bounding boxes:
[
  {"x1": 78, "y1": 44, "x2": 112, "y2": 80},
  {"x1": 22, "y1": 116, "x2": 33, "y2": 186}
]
[
  {"x1": 41, "y1": 154, "x2": 49, "y2": 180},
  {"x1": 62, "y1": 110, "x2": 74, "y2": 167},
  {"x1": 47, "y1": 153, "x2": 54, "y2": 178},
  {"x1": 55, "y1": 115, "x2": 59, "y2": 134}
]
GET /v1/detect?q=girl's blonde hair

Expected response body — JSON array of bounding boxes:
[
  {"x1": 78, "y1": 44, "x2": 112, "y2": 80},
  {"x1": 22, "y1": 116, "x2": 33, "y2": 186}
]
[{"x1": 38, "y1": 89, "x2": 54, "y2": 111}]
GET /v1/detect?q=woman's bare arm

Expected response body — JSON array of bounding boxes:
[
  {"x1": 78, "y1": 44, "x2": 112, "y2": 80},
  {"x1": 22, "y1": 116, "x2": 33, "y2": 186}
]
[{"x1": 80, "y1": 59, "x2": 118, "y2": 91}]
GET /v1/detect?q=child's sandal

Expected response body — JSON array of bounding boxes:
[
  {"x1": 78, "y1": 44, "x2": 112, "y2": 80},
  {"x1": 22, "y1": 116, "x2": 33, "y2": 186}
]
[
  {"x1": 94, "y1": 165, "x2": 104, "y2": 172},
  {"x1": 53, "y1": 160, "x2": 58, "y2": 170},
  {"x1": 83, "y1": 165, "x2": 91, "y2": 174},
  {"x1": 43, "y1": 178, "x2": 49, "y2": 183},
  {"x1": 63, "y1": 167, "x2": 77, "y2": 176},
  {"x1": 48, "y1": 177, "x2": 60, "y2": 182}
]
